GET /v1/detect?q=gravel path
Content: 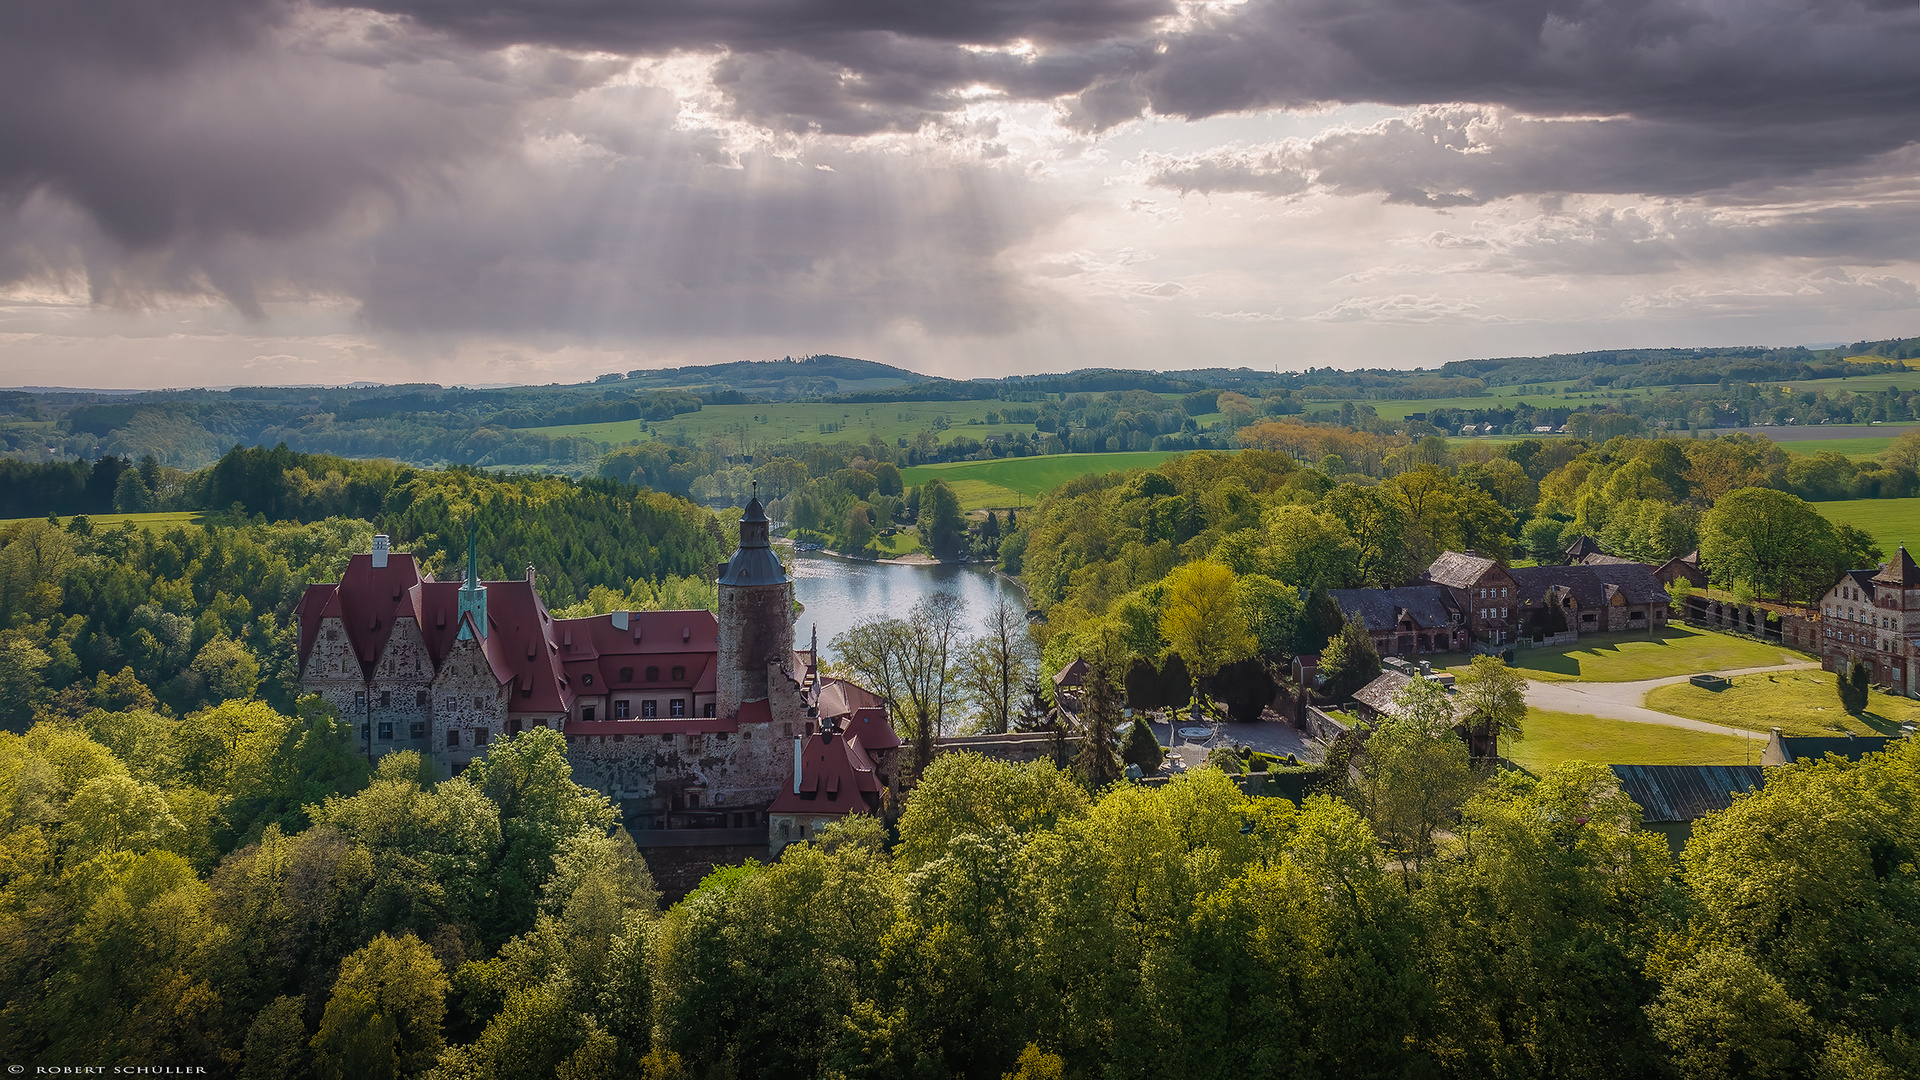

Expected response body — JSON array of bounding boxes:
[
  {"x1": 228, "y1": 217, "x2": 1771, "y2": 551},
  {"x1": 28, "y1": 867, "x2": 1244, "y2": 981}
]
[{"x1": 1524, "y1": 659, "x2": 1821, "y2": 741}]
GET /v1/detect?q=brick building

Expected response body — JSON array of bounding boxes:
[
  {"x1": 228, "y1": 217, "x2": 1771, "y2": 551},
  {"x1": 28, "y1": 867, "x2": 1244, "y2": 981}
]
[
  {"x1": 297, "y1": 499, "x2": 902, "y2": 857},
  {"x1": 1815, "y1": 545, "x2": 1920, "y2": 695}
]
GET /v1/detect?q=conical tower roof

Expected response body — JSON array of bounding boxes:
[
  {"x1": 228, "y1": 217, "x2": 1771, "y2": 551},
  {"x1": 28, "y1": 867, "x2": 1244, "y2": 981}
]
[
  {"x1": 719, "y1": 485, "x2": 787, "y2": 586},
  {"x1": 1872, "y1": 544, "x2": 1920, "y2": 587}
]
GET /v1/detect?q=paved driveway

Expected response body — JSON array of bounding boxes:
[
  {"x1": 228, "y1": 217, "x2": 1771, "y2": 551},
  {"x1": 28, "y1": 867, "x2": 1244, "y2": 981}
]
[{"x1": 1523, "y1": 660, "x2": 1821, "y2": 741}]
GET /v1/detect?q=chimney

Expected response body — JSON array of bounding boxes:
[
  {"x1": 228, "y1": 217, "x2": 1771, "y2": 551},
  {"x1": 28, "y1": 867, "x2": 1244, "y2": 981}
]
[
  {"x1": 371, "y1": 534, "x2": 390, "y2": 568},
  {"x1": 525, "y1": 564, "x2": 536, "y2": 583}
]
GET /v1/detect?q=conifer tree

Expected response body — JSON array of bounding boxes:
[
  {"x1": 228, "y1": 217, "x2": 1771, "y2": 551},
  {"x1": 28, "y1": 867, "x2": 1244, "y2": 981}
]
[{"x1": 1121, "y1": 716, "x2": 1164, "y2": 774}]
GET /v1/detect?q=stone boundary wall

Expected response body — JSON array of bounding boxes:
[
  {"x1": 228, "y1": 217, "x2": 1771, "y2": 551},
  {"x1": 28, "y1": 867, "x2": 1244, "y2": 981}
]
[
  {"x1": 934, "y1": 731, "x2": 1084, "y2": 763},
  {"x1": 641, "y1": 843, "x2": 771, "y2": 902}
]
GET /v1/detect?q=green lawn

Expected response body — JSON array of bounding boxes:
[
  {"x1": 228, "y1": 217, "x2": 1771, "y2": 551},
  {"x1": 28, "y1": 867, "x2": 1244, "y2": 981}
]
[
  {"x1": 867, "y1": 529, "x2": 925, "y2": 557},
  {"x1": 1504, "y1": 709, "x2": 1761, "y2": 773},
  {"x1": 1780, "y1": 437, "x2": 1894, "y2": 459},
  {"x1": 0, "y1": 511, "x2": 203, "y2": 531},
  {"x1": 527, "y1": 400, "x2": 1043, "y2": 447},
  {"x1": 902, "y1": 451, "x2": 1189, "y2": 510},
  {"x1": 1817, "y1": 498, "x2": 1920, "y2": 557},
  {"x1": 1498, "y1": 627, "x2": 1810, "y2": 682},
  {"x1": 1643, "y1": 669, "x2": 1919, "y2": 737}
]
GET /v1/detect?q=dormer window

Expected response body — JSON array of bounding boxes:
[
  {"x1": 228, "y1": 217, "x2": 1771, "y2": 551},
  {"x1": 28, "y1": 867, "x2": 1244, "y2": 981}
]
[
  {"x1": 582, "y1": 674, "x2": 594, "y2": 687},
  {"x1": 619, "y1": 667, "x2": 633, "y2": 682},
  {"x1": 671, "y1": 665, "x2": 686, "y2": 681},
  {"x1": 646, "y1": 666, "x2": 660, "y2": 682}
]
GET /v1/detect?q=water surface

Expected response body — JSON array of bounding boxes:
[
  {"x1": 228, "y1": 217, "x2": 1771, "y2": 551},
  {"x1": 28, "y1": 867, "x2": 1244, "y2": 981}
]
[{"x1": 788, "y1": 552, "x2": 1026, "y2": 660}]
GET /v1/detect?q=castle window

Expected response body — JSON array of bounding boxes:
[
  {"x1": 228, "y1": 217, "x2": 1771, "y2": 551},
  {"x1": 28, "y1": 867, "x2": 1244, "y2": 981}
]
[
  {"x1": 619, "y1": 667, "x2": 633, "y2": 682},
  {"x1": 475, "y1": 696, "x2": 484, "y2": 709},
  {"x1": 641, "y1": 700, "x2": 657, "y2": 718},
  {"x1": 672, "y1": 665, "x2": 686, "y2": 681},
  {"x1": 327, "y1": 629, "x2": 339, "y2": 641},
  {"x1": 582, "y1": 674, "x2": 594, "y2": 687},
  {"x1": 380, "y1": 691, "x2": 391, "y2": 708},
  {"x1": 582, "y1": 706, "x2": 595, "y2": 722},
  {"x1": 410, "y1": 722, "x2": 426, "y2": 739},
  {"x1": 704, "y1": 703, "x2": 716, "y2": 718},
  {"x1": 671, "y1": 699, "x2": 687, "y2": 717},
  {"x1": 614, "y1": 734, "x2": 625, "y2": 742},
  {"x1": 355, "y1": 693, "x2": 367, "y2": 711},
  {"x1": 508, "y1": 718, "x2": 522, "y2": 735},
  {"x1": 716, "y1": 731, "x2": 728, "y2": 742},
  {"x1": 646, "y1": 666, "x2": 660, "y2": 682},
  {"x1": 361, "y1": 725, "x2": 369, "y2": 739},
  {"x1": 614, "y1": 700, "x2": 631, "y2": 719},
  {"x1": 378, "y1": 722, "x2": 393, "y2": 740},
  {"x1": 416, "y1": 690, "x2": 429, "y2": 707},
  {"x1": 475, "y1": 728, "x2": 490, "y2": 746},
  {"x1": 447, "y1": 729, "x2": 460, "y2": 747}
]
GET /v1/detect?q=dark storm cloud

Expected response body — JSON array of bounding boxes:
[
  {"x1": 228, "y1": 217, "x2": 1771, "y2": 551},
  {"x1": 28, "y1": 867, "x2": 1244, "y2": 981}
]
[
  {"x1": 353, "y1": 88, "x2": 1048, "y2": 336},
  {"x1": 5, "y1": 0, "x2": 1920, "y2": 342},
  {"x1": 1142, "y1": 107, "x2": 1920, "y2": 207}
]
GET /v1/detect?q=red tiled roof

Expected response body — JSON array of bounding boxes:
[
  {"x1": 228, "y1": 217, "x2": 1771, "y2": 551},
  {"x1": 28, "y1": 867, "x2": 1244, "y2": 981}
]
[
  {"x1": 816, "y1": 676, "x2": 885, "y2": 720},
  {"x1": 768, "y1": 730, "x2": 880, "y2": 816},
  {"x1": 331, "y1": 552, "x2": 428, "y2": 676},
  {"x1": 842, "y1": 707, "x2": 900, "y2": 750},
  {"x1": 296, "y1": 583, "x2": 337, "y2": 669},
  {"x1": 483, "y1": 578, "x2": 572, "y2": 714}
]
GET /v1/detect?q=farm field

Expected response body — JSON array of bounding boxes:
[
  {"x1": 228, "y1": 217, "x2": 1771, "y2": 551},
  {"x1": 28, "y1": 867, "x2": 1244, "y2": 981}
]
[
  {"x1": 1485, "y1": 627, "x2": 1810, "y2": 682},
  {"x1": 1788, "y1": 369, "x2": 1920, "y2": 393},
  {"x1": 1504, "y1": 708, "x2": 1760, "y2": 773},
  {"x1": 1817, "y1": 497, "x2": 1920, "y2": 557},
  {"x1": 529, "y1": 399, "x2": 1044, "y2": 447},
  {"x1": 1644, "y1": 669, "x2": 1920, "y2": 737},
  {"x1": 1779, "y1": 437, "x2": 1894, "y2": 459},
  {"x1": 903, "y1": 451, "x2": 1187, "y2": 510},
  {"x1": 0, "y1": 511, "x2": 203, "y2": 531}
]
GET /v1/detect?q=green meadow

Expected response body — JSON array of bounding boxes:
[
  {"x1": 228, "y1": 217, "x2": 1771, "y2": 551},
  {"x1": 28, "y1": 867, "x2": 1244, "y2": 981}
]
[
  {"x1": 0, "y1": 511, "x2": 204, "y2": 531},
  {"x1": 1817, "y1": 497, "x2": 1920, "y2": 555},
  {"x1": 903, "y1": 451, "x2": 1188, "y2": 510},
  {"x1": 529, "y1": 399, "x2": 1042, "y2": 447},
  {"x1": 1780, "y1": 436, "x2": 1896, "y2": 459}
]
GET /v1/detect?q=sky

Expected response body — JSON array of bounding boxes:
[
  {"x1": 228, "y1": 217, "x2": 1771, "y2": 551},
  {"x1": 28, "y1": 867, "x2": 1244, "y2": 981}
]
[{"x1": 2, "y1": 0, "x2": 1918, "y2": 389}]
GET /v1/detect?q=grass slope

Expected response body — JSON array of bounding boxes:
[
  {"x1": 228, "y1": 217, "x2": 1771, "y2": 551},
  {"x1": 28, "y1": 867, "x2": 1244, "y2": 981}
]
[
  {"x1": 902, "y1": 451, "x2": 1187, "y2": 510},
  {"x1": 1504, "y1": 708, "x2": 1760, "y2": 773},
  {"x1": 529, "y1": 400, "x2": 1040, "y2": 447},
  {"x1": 1818, "y1": 497, "x2": 1920, "y2": 556},
  {"x1": 0, "y1": 511, "x2": 204, "y2": 531},
  {"x1": 1490, "y1": 627, "x2": 1808, "y2": 682},
  {"x1": 1644, "y1": 669, "x2": 1920, "y2": 737},
  {"x1": 1780, "y1": 437, "x2": 1894, "y2": 459}
]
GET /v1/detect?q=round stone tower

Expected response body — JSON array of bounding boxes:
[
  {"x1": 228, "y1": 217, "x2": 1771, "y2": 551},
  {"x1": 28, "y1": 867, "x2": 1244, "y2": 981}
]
[{"x1": 717, "y1": 495, "x2": 794, "y2": 717}]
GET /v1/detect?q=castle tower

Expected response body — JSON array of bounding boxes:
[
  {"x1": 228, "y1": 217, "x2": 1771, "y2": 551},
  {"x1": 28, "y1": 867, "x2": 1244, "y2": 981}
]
[{"x1": 717, "y1": 493, "x2": 793, "y2": 717}]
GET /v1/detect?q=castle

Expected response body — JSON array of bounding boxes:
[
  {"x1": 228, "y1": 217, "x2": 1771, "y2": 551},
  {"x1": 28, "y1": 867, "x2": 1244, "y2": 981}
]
[{"x1": 296, "y1": 499, "x2": 905, "y2": 854}]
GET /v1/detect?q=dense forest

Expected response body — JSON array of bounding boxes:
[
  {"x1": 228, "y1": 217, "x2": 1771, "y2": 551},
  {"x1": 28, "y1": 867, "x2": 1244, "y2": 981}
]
[{"x1": 3, "y1": 699, "x2": 1914, "y2": 1078}]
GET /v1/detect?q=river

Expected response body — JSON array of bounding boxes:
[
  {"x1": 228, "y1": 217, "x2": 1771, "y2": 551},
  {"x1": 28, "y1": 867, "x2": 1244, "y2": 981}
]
[{"x1": 787, "y1": 550, "x2": 1027, "y2": 659}]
